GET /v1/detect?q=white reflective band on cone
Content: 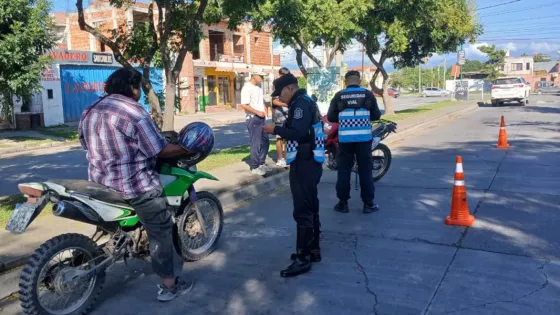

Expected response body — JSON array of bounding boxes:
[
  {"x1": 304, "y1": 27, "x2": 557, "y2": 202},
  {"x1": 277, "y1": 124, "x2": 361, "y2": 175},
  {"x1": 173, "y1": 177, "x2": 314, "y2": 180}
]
[
  {"x1": 454, "y1": 180, "x2": 465, "y2": 186},
  {"x1": 500, "y1": 127, "x2": 506, "y2": 130},
  {"x1": 455, "y1": 163, "x2": 463, "y2": 173}
]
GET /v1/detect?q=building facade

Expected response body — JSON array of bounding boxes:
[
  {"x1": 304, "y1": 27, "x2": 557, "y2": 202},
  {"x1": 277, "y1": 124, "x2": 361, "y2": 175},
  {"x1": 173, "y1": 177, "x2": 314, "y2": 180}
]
[{"x1": 50, "y1": 0, "x2": 281, "y2": 117}]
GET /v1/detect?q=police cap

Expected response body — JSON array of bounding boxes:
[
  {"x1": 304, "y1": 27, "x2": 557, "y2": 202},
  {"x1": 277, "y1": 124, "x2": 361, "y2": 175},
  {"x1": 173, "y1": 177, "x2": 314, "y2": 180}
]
[{"x1": 271, "y1": 73, "x2": 298, "y2": 97}]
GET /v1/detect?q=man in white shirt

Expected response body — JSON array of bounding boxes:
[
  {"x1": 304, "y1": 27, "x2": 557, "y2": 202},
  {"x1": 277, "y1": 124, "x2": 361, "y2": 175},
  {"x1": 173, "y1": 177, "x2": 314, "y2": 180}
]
[{"x1": 239, "y1": 72, "x2": 270, "y2": 175}]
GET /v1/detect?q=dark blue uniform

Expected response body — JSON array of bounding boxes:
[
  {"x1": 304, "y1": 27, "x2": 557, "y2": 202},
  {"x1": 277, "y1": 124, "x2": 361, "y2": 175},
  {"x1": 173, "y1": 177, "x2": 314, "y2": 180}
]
[
  {"x1": 327, "y1": 84, "x2": 381, "y2": 211},
  {"x1": 274, "y1": 88, "x2": 323, "y2": 276}
]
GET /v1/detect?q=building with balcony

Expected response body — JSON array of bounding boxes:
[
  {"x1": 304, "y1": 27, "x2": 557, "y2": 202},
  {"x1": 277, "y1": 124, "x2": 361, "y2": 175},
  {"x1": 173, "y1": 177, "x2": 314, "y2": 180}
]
[{"x1": 49, "y1": 0, "x2": 281, "y2": 117}]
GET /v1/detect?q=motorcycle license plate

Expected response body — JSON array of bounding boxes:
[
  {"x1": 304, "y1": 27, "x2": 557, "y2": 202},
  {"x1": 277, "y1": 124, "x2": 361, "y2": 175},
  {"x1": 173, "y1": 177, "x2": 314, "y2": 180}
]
[{"x1": 5, "y1": 196, "x2": 47, "y2": 234}]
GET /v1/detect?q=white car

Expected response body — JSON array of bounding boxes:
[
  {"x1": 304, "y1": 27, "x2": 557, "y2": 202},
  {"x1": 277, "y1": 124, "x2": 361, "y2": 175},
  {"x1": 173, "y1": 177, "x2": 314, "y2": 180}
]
[
  {"x1": 491, "y1": 77, "x2": 530, "y2": 106},
  {"x1": 421, "y1": 87, "x2": 451, "y2": 97}
]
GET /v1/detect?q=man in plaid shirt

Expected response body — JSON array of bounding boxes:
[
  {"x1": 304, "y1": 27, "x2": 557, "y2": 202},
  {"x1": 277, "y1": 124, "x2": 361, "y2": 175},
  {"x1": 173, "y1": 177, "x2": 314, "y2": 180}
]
[{"x1": 78, "y1": 68, "x2": 193, "y2": 302}]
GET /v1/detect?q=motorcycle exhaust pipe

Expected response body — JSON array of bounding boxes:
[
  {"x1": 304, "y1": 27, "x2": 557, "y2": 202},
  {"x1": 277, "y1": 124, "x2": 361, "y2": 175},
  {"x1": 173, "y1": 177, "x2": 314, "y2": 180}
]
[{"x1": 53, "y1": 201, "x2": 118, "y2": 232}]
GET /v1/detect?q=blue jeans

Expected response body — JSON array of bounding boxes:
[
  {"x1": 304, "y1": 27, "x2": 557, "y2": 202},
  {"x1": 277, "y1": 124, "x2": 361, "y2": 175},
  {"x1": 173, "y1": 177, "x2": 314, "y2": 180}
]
[{"x1": 246, "y1": 116, "x2": 270, "y2": 169}]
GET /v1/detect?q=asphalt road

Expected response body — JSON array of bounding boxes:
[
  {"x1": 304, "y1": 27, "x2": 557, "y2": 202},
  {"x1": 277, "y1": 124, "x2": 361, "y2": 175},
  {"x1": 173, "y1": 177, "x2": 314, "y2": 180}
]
[
  {"x1": 2, "y1": 95, "x2": 560, "y2": 314},
  {"x1": 0, "y1": 94, "x2": 448, "y2": 197}
]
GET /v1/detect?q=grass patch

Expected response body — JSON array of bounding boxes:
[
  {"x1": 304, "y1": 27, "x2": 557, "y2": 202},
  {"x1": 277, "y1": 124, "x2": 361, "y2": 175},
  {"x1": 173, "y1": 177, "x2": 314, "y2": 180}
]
[
  {"x1": 38, "y1": 126, "x2": 79, "y2": 141},
  {"x1": 0, "y1": 136, "x2": 56, "y2": 149},
  {"x1": 0, "y1": 195, "x2": 53, "y2": 229},
  {"x1": 383, "y1": 100, "x2": 460, "y2": 121},
  {"x1": 198, "y1": 140, "x2": 278, "y2": 171}
]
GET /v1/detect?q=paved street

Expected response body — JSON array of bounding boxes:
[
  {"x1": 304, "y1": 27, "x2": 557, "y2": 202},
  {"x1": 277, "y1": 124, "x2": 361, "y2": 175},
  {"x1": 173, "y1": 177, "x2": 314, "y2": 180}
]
[
  {"x1": 2, "y1": 95, "x2": 559, "y2": 314},
  {"x1": 0, "y1": 95, "x2": 447, "y2": 197}
]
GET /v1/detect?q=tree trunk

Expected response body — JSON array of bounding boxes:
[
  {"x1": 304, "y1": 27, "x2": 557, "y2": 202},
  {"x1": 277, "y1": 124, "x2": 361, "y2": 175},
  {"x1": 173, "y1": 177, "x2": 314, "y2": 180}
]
[
  {"x1": 162, "y1": 72, "x2": 177, "y2": 131},
  {"x1": 295, "y1": 48, "x2": 308, "y2": 77},
  {"x1": 381, "y1": 79, "x2": 394, "y2": 116},
  {"x1": 142, "y1": 76, "x2": 163, "y2": 128}
]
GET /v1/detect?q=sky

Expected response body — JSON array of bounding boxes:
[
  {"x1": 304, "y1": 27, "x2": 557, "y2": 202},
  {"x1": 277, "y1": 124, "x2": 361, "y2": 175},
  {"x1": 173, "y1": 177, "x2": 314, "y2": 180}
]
[{"x1": 52, "y1": 0, "x2": 560, "y2": 72}]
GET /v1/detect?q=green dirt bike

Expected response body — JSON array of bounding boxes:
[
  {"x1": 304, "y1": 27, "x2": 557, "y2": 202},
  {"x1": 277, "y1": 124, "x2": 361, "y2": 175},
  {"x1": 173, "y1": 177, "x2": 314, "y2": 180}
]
[{"x1": 5, "y1": 133, "x2": 224, "y2": 315}]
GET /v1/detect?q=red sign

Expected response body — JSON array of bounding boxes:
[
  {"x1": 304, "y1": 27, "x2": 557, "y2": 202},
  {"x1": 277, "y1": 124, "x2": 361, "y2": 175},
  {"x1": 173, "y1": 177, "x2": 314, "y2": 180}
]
[
  {"x1": 46, "y1": 51, "x2": 88, "y2": 63},
  {"x1": 65, "y1": 82, "x2": 106, "y2": 93},
  {"x1": 451, "y1": 65, "x2": 461, "y2": 78},
  {"x1": 41, "y1": 65, "x2": 60, "y2": 81}
]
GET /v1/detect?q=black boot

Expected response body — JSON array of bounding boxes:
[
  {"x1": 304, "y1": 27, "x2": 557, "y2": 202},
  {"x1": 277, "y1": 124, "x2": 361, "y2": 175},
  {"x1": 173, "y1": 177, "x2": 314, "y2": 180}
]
[
  {"x1": 363, "y1": 202, "x2": 380, "y2": 214},
  {"x1": 334, "y1": 201, "x2": 349, "y2": 213},
  {"x1": 281, "y1": 226, "x2": 312, "y2": 277},
  {"x1": 291, "y1": 219, "x2": 322, "y2": 262}
]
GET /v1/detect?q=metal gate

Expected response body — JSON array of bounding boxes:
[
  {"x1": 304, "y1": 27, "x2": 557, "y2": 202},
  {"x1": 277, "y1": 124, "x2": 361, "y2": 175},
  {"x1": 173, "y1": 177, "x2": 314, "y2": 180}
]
[{"x1": 59, "y1": 65, "x2": 163, "y2": 122}]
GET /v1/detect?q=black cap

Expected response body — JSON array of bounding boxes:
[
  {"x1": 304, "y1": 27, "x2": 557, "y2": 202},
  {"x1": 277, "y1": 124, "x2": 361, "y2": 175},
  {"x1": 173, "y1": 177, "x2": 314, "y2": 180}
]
[
  {"x1": 271, "y1": 73, "x2": 298, "y2": 97},
  {"x1": 345, "y1": 70, "x2": 361, "y2": 79}
]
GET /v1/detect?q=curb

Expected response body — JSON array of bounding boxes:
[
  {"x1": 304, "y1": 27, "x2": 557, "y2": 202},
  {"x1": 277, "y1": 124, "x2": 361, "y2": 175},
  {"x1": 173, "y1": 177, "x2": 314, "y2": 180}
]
[
  {"x1": 0, "y1": 141, "x2": 81, "y2": 156},
  {"x1": 0, "y1": 101, "x2": 478, "y2": 274}
]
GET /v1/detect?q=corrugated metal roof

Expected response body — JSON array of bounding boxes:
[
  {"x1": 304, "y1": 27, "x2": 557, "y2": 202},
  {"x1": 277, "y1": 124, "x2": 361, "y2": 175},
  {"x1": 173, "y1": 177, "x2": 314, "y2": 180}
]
[{"x1": 534, "y1": 62, "x2": 557, "y2": 72}]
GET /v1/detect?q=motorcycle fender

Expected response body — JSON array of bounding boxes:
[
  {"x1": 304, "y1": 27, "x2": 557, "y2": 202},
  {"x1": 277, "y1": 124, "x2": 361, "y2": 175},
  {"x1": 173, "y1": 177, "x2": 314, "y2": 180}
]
[
  {"x1": 170, "y1": 168, "x2": 218, "y2": 182},
  {"x1": 372, "y1": 137, "x2": 381, "y2": 149}
]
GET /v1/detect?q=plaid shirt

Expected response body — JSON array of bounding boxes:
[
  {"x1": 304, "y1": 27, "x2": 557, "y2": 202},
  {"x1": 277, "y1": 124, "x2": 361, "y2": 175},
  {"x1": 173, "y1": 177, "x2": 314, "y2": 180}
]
[{"x1": 78, "y1": 94, "x2": 167, "y2": 199}]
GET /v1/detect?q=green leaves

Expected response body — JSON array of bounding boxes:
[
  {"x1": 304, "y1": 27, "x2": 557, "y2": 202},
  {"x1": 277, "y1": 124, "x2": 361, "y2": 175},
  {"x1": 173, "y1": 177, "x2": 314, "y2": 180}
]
[
  {"x1": 0, "y1": 0, "x2": 56, "y2": 118},
  {"x1": 478, "y1": 45, "x2": 506, "y2": 81}
]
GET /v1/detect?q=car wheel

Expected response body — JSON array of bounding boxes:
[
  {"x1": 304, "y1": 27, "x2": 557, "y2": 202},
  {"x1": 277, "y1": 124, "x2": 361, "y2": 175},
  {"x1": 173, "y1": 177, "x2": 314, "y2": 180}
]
[
  {"x1": 491, "y1": 100, "x2": 497, "y2": 107},
  {"x1": 422, "y1": 93, "x2": 427, "y2": 97},
  {"x1": 537, "y1": 90, "x2": 543, "y2": 95}
]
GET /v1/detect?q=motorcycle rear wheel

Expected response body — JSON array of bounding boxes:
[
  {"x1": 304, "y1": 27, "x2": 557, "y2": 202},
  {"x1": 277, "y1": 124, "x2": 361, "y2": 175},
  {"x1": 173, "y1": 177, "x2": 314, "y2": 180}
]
[
  {"x1": 372, "y1": 143, "x2": 392, "y2": 182},
  {"x1": 174, "y1": 191, "x2": 224, "y2": 261},
  {"x1": 19, "y1": 233, "x2": 105, "y2": 315}
]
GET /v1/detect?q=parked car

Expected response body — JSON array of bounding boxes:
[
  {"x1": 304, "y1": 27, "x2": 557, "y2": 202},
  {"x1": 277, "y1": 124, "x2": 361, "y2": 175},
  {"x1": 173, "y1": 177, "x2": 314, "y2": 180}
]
[
  {"x1": 421, "y1": 87, "x2": 451, "y2": 97},
  {"x1": 374, "y1": 88, "x2": 400, "y2": 98},
  {"x1": 535, "y1": 81, "x2": 560, "y2": 95},
  {"x1": 491, "y1": 77, "x2": 531, "y2": 106}
]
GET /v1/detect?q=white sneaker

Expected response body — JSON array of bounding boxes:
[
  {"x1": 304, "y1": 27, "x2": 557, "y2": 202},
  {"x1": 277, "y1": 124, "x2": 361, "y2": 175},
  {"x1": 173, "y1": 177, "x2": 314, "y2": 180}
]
[
  {"x1": 252, "y1": 168, "x2": 266, "y2": 176},
  {"x1": 276, "y1": 159, "x2": 287, "y2": 167},
  {"x1": 259, "y1": 164, "x2": 271, "y2": 172}
]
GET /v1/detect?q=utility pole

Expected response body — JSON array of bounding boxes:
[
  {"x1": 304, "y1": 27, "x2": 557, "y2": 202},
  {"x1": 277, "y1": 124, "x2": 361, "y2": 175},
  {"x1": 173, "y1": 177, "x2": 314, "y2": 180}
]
[
  {"x1": 437, "y1": 66, "x2": 440, "y2": 88},
  {"x1": 418, "y1": 65, "x2": 422, "y2": 93},
  {"x1": 443, "y1": 57, "x2": 447, "y2": 89},
  {"x1": 361, "y1": 43, "x2": 365, "y2": 75},
  {"x1": 431, "y1": 67, "x2": 434, "y2": 87}
]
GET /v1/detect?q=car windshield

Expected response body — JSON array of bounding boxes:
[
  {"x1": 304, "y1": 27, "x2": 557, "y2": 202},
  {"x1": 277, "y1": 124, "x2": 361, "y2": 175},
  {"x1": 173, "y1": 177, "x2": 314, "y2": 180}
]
[{"x1": 495, "y1": 78, "x2": 522, "y2": 85}]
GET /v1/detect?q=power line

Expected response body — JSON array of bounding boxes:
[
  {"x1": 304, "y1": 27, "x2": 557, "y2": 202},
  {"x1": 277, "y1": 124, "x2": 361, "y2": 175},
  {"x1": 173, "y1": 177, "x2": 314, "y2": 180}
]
[
  {"x1": 478, "y1": 38, "x2": 560, "y2": 41},
  {"x1": 482, "y1": 15, "x2": 558, "y2": 26},
  {"x1": 477, "y1": 0, "x2": 521, "y2": 11},
  {"x1": 483, "y1": 28, "x2": 560, "y2": 35},
  {"x1": 479, "y1": 3, "x2": 560, "y2": 17}
]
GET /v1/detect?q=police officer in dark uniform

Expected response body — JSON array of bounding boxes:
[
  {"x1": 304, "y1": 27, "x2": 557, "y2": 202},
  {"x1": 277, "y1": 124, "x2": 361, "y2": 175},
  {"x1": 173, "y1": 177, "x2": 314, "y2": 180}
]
[
  {"x1": 327, "y1": 70, "x2": 382, "y2": 214},
  {"x1": 263, "y1": 73, "x2": 324, "y2": 277}
]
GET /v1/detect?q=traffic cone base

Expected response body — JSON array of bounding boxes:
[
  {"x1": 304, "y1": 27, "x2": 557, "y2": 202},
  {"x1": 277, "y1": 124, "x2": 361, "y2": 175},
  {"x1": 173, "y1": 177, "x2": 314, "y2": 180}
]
[
  {"x1": 497, "y1": 115, "x2": 510, "y2": 149},
  {"x1": 445, "y1": 156, "x2": 475, "y2": 227}
]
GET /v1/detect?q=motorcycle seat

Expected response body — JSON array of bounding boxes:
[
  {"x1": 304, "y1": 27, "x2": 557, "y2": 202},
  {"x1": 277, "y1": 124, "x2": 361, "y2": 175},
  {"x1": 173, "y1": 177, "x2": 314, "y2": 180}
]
[{"x1": 49, "y1": 179, "x2": 131, "y2": 208}]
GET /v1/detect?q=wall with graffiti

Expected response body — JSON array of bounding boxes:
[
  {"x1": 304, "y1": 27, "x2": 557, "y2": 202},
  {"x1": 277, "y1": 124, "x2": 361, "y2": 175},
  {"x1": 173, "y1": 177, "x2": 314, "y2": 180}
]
[{"x1": 306, "y1": 67, "x2": 343, "y2": 114}]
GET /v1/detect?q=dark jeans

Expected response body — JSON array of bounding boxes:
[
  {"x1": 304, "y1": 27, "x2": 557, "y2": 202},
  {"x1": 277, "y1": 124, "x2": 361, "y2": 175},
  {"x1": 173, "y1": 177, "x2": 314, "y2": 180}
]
[
  {"x1": 290, "y1": 149, "x2": 323, "y2": 228},
  {"x1": 127, "y1": 188, "x2": 183, "y2": 279},
  {"x1": 336, "y1": 141, "x2": 375, "y2": 203},
  {"x1": 246, "y1": 116, "x2": 270, "y2": 169}
]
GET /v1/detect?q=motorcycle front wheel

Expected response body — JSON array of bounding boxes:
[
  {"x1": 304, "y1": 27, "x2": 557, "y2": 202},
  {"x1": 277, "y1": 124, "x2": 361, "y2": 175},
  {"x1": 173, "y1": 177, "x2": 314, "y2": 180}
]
[
  {"x1": 372, "y1": 143, "x2": 392, "y2": 182},
  {"x1": 174, "y1": 191, "x2": 224, "y2": 261},
  {"x1": 19, "y1": 233, "x2": 105, "y2": 315}
]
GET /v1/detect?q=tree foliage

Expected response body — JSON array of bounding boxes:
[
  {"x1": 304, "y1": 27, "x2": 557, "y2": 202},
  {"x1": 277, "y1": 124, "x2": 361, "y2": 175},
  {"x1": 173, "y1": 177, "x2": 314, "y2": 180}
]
[
  {"x1": 0, "y1": 0, "x2": 56, "y2": 125},
  {"x1": 357, "y1": 0, "x2": 481, "y2": 115},
  {"x1": 391, "y1": 66, "x2": 452, "y2": 91},
  {"x1": 534, "y1": 53, "x2": 552, "y2": 63},
  {"x1": 228, "y1": 0, "x2": 372, "y2": 76},
  {"x1": 459, "y1": 59, "x2": 485, "y2": 73},
  {"x1": 478, "y1": 45, "x2": 506, "y2": 81},
  {"x1": 77, "y1": 0, "x2": 229, "y2": 130}
]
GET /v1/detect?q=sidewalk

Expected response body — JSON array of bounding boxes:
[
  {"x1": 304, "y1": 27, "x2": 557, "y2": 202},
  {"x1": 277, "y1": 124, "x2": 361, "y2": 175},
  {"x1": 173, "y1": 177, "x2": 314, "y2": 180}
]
[{"x1": 0, "y1": 100, "x2": 478, "y2": 277}]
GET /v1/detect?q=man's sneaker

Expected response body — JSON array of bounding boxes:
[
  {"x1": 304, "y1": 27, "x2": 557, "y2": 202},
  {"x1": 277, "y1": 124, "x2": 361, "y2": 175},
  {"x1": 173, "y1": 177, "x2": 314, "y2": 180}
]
[
  {"x1": 276, "y1": 159, "x2": 287, "y2": 167},
  {"x1": 334, "y1": 201, "x2": 349, "y2": 213},
  {"x1": 251, "y1": 167, "x2": 266, "y2": 176},
  {"x1": 363, "y1": 203, "x2": 380, "y2": 214},
  {"x1": 260, "y1": 164, "x2": 272, "y2": 172},
  {"x1": 157, "y1": 278, "x2": 194, "y2": 302}
]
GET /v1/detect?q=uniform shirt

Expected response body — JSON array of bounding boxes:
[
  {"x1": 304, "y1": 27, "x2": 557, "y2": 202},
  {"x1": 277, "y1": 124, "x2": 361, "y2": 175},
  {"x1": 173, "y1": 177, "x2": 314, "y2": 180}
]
[
  {"x1": 241, "y1": 82, "x2": 265, "y2": 115},
  {"x1": 273, "y1": 89, "x2": 316, "y2": 143},
  {"x1": 326, "y1": 84, "x2": 382, "y2": 123},
  {"x1": 78, "y1": 94, "x2": 167, "y2": 199}
]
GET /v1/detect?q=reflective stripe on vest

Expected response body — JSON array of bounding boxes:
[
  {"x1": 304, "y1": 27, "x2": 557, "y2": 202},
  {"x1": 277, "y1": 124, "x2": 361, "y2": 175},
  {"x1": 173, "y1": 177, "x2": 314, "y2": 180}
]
[
  {"x1": 338, "y1": 108, "x2": 372, "y2": 143},
  {"x1": 285, "y1": 94, "x2": 325, "y2": 165}
]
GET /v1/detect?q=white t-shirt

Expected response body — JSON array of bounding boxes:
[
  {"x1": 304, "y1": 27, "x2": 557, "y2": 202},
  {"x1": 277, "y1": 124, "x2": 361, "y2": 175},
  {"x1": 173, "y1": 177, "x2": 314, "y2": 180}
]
[{"x1": 240, "y1": 82, "x2": 265, "y2": 114}]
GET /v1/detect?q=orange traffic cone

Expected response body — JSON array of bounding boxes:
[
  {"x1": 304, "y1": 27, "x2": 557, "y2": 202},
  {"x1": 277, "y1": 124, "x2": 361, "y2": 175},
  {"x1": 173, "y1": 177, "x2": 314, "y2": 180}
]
[
  {"x1": 497, "y1": 115, "x2": 510, "y2": 149},
  {"x1": 445, "y1": 156, "x2": 475, "y2": 227}
]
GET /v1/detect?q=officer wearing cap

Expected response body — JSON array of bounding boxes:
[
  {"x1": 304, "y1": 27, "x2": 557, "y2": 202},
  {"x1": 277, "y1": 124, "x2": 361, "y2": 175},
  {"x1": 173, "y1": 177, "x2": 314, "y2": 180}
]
[
  {"x1": 327, "y1": 70, "x2": 382, "y2": 214},
  {"x1": 263, "y1": 73, "x2": 324, "y2": 277}
]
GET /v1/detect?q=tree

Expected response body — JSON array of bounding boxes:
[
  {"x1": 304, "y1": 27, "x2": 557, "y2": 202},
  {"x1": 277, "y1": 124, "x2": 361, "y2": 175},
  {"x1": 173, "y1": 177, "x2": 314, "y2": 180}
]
[
  {"x1": 460, "y1": 59, "x2": 485, "y2": 73},
  {"x1": 298, "y1": 76, "x2": 307, "y2": 89},
  {"x1": 356, "y1": 0, "x2": 481, "y2": 115},
  {"x1": 534, "y1": 53, "x2": 552, "y2": 63},
  {"x1": 77, "y1": 0, "x2": 226, "y2": 130},
  {"x1": 230, "y1": 0, "x2": 372, "y2": 77},
  {"x1": 478, "y1": 45, "x2": 506, "y2": 81},
  {"x1": 0, "y1": 0, "x2": 56, "y2": 127}
]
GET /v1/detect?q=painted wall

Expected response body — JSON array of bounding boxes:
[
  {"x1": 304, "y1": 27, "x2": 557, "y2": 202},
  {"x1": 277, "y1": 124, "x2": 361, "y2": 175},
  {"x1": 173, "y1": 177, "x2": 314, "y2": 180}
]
[
  {"x1": 40, "y1": 64, "x2": 65, "y2": 126},
  {"x1": 306, "y1": 67, "x2": 343, "y2": 114}
]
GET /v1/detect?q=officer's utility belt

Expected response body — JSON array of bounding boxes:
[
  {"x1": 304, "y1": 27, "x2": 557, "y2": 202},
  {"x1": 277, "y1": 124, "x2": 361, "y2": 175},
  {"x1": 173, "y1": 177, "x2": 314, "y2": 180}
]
[{"x1": 285, "y1": 95, "x2": 325, "y2": 165}]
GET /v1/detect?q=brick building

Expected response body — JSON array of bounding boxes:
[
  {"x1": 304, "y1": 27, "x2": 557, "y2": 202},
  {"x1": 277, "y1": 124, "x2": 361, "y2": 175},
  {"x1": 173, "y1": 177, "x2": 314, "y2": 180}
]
[{"x1": 52, "y1": 0, "x2": 281, "y2": 114}]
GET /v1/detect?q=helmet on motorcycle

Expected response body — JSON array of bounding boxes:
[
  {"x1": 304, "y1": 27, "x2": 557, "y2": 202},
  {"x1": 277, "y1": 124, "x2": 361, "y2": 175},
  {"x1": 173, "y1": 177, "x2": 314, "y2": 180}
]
[{"x1": 177, "y1": 122, "x2": 214, "y2": 165}]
